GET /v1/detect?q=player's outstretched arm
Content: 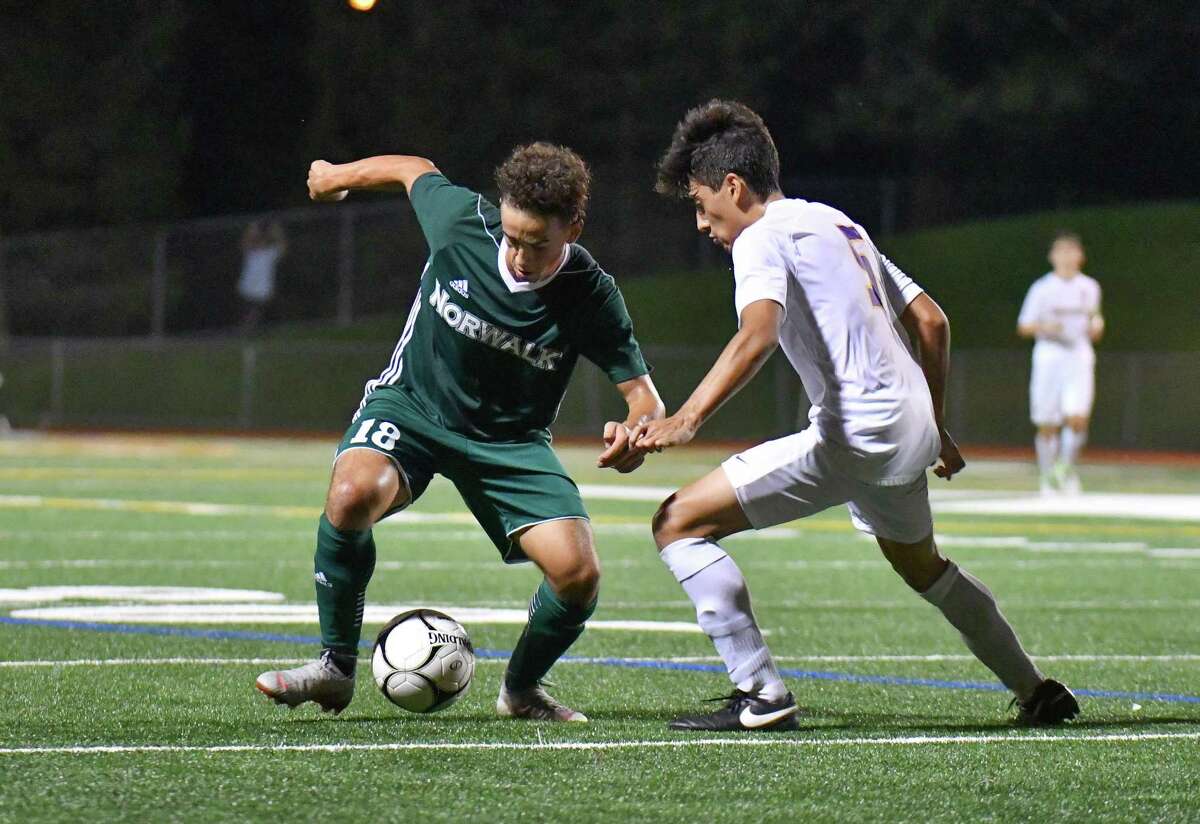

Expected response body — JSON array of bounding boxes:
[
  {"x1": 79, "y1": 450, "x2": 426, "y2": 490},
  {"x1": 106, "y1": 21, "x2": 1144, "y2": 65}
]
[
  {"x1": 633, "y1": 299, "x2": 781, "y2": 452},
  {"x1": 900, "y1": 293, "x2": 965, "y2": 480},
  {"x1": 597, "y1": 375, "x2": 666, "y2": 473},
  {"x1": 307, "y1": 156, "x2": 439, "y2": 202}
]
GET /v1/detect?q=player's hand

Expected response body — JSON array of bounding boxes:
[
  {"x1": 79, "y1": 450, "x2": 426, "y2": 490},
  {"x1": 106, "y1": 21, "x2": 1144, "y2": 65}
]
[
  {"x1": 597, "y1": 421, "x2": 647, "y2": 473},
  {"x1": 308, "y1": 160, "x2": 349, "y2": 202},
  {"x1": 1038, "y1": 320, "x2": 1064, "y2": 342},
  {"x1": 933, "y1": 429, "x2": 966, "y2": 480},
  {"x1": 632, "y1": 414, "x2": 698, "y2": 453}
]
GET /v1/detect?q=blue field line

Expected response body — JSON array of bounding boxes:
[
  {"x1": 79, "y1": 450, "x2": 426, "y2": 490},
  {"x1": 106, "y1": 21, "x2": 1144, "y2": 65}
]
[
  {"x1": 0, "y1": 616, "x2": 331, "y2": 646},
  {"x1": 4, "y1": 615, "x2": 1199, "y2": 706},
  {"x1": 566, "y1": 654, "x2": 1200, "y2": 705}
]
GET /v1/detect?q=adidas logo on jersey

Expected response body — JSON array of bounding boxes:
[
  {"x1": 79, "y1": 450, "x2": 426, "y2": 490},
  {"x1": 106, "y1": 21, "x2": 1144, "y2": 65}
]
[{"x1": 449, "y1": 279, "x2": 469, "y2": 299}]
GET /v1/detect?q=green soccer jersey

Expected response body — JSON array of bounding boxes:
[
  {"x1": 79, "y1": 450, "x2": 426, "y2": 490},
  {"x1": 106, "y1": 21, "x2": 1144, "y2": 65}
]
[{"x1": 360, "y1": 172, "x2": 649, "y2": 442}]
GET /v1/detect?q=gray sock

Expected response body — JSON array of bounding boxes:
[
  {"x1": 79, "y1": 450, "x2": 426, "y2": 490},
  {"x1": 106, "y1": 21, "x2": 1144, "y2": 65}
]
[
  {"x1": 1060, "y1": 428, "x2": 1086, "y2": 468},
  {"x1": 1035, "y1": 433, "x2": 1058, "y2": 476},
  {"x1": 921, "y1": 562, "x2": 1044, "y2": 701},
  {"x1": 661, "y1": 538, "x2": 786, "y2": 700}
]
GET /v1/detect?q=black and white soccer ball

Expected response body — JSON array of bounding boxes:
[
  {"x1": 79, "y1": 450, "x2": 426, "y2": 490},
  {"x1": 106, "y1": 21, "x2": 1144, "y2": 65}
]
[{"x1": 372, "y1": 609, "x2": 475, "y2": 713}]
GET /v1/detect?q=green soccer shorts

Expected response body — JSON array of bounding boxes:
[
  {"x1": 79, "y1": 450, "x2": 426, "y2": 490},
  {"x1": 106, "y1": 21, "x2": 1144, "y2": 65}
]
[{"x1": 335, "y1": 387, "x2": 589, "y2": 562}]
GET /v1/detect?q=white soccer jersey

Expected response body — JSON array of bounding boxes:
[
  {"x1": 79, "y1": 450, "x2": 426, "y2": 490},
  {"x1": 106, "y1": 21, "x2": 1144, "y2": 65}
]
[
  {"x1": 1019, "y1": 272, "x2": 1102, "y2": 424},
  {"x1": 1018, "y1": 273, "x2": 1102, "y2": 352},
  {"x1": 730, "y1": 198, "x2": 940, "y2": 485}
]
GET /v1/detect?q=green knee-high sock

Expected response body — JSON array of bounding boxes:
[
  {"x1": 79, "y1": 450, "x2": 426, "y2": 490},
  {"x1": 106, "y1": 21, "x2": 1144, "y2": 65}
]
[
  {"x1": 314, "y1": 514, "x2": 376, "y2": 659},
  {"x1": 504, "y1": 580, "x2": 597, "y2": 691}
]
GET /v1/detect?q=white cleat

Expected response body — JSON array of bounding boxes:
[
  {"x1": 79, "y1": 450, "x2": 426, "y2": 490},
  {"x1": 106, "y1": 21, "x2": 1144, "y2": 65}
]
[
  {"x1": 497, "y1": 683, "x2": 588, "y2": 722},
  {"x1": 256, "y1": 651, "x2": 355, "y2": 715}
]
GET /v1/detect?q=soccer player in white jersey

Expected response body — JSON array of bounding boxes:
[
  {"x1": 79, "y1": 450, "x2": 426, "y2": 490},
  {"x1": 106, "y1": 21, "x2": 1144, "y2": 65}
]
[
  {"x1": 634, "y1": 100, "x2": 1079, "y2": 731},
  {"x1": 1018, "y1": 233, "x2": 1104, "y2": 494}
]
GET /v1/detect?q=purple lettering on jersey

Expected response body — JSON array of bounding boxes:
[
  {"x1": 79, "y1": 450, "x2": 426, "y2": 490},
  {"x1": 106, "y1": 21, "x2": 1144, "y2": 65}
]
[{"x1": 838, "y1": 225, "x2": 883, "y2": 308}]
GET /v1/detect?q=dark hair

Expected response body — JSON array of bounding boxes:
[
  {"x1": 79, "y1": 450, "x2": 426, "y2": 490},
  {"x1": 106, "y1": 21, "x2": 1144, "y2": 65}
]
[
  {"x1": 1052, "y1": 230, "x2": 1084, "y2": 249},
  {"x1": 495, "y1": 142, "x2": 590, "y2": 223},
  {"x1": 655, "y1": 99, "x2": 781, "y2": 199}
]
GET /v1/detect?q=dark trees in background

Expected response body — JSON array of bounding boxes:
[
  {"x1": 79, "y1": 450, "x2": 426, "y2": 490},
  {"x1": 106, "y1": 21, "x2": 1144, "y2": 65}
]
[{"x1": 1, "y1": 0, "x2": 1197, "y2": 234}]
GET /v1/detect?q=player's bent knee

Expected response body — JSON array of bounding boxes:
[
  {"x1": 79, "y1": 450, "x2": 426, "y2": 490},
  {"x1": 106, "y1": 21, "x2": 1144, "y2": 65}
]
[
  {"x1": 324, "y1": 479, "x2": 383, "y2": 531},
  {"x1": 549, "y1": 555, "x2": 600, "y2": 604},
  {"x1": 651, "y1": 495, "x2": 693, "y2": 549},
  {"x1": 877, "y1": 534, "x2": 948, "y2": 592}
]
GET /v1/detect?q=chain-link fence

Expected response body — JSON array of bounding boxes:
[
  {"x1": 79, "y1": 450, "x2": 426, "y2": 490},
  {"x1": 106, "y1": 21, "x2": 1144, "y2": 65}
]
[
  {"x1": 2, "y1": 338, "x2": 1196, "y2": 450},
  {"x1": 0, "y1": 201, "x2": 428, "y2": 338},
  {"x1": 0, "y1": 177, "x2": 903, "y2": 339}
]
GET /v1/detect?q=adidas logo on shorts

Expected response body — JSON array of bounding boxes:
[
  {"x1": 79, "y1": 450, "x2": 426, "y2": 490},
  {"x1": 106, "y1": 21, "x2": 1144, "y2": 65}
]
[
  {"x1": 449, "y1": 279, "x2": 469, "y2": 299},
  {"x1": 314, "y1": 571, "x2": 332, "y2": 588}
]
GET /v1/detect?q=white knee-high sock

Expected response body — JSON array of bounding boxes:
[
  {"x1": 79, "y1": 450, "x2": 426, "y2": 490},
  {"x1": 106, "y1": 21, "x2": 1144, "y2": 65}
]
[
  {"x1": 660, "y1": 537, "x2": 785, "y2": 699},
  {"x1": 921, "y1": 562, "x2": 1044, "y2": 701},
  {"x1": 1060, "y1": 428, "x2": 1086, "y2": 468},
  {"x1": 1035, "y1": 433, "x2": 1058, "y2": 476}
]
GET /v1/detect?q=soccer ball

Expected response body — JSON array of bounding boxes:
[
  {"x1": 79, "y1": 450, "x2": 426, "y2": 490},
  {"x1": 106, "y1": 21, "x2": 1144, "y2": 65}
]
[{"x1": 372, "y1": 609, "x2": 475, "y2": 713}]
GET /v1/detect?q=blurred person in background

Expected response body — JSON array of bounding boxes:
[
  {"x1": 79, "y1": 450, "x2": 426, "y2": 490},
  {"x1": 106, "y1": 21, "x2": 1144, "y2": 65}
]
[
  {"x1": 238, "y1": 220, "x2": 287, "y2": 334},
  {"x1": 1017, "y1": 232, "x2": 1104, "y2": 495}
]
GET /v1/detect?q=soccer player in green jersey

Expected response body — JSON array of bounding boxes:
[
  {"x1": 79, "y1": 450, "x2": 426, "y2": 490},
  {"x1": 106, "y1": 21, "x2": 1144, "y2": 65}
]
[{"x1": 256, "y1": 143, "x2": 664, "y2": 721}]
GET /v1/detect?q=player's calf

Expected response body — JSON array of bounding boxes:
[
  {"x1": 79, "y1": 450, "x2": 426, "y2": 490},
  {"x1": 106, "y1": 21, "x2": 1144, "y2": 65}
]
[
  {"x1": 501, "y1": 520, "x2": 599, "y2": 709},
  {"x1": 653, "y1": 471, "x2": 792, "y2": 728},
  {"x1": 878, "y1": 534, "x2": 1080, "y2": 723}
]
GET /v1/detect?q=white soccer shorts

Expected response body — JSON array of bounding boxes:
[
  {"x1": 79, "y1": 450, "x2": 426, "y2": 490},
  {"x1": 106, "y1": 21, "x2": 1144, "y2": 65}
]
[
  {"x1": 721, "y1": 427, "x2": 934, "y2": 545},
  {"x1": 1030, "y1": 346, "x2": 1095, "y2": 426}
]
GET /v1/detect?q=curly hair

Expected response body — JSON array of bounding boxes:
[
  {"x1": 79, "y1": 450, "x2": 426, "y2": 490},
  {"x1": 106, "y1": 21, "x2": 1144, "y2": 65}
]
[
  {"x1": 655, "y1": 99, "x2": 780, "y2": 199},
  {"x1": 495, "y1": 142, "x2": 591, "y2": 224}
]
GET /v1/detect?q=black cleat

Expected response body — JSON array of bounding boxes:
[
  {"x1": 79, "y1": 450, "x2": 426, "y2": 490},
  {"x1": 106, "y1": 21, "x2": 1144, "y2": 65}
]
[
  {"x1": 669, "y1": 690, "x2": 800, "y2": 732},
  {"x1": 1014, "y1": 679, "x2": 1080, "y2": 726}
]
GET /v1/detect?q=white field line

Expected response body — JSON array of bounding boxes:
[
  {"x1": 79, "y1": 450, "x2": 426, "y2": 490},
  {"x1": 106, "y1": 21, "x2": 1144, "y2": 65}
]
[
  {"x1": 0, "y1": 528, "x2": 517, "y2": 543},
  {"x1": 6, "y1": 488, "x2": 1200, "y2": 522},
  {"x1": 3, "y1": 556, "x2": 1197, "y2": 573},
  {"x1": 576, "y1": 484, "x2": 673, "y2": 501},
  {"x1": 932, "y1": 492, "x2": 1200, "y2": 522},
  {"x1": 5, "y1": 653, "x2": 1200, "y2": 670},
  {"x1": 772, "y1": 558, "x2": 1198, "y2": 571},
  {"x1": 1150, "y1": 548, "x2": 1200, "y2": 558},
  {"x1": 9, "y1": 594, "x2": 1200, "y2": 617},
  {"x1": 8, "y1": 604, "x2": 705, "y2": 633},
  {"x1": 0, "y1": 658, "x2": 311, "y2": 668},
  {"x1": 0, "y1": 586, "x2": 285, "y2": 606},
  {"x1": 0, "y1": 524, "x2": 1184, "y2": 551},
  {"x1": 641, "y1": 654, "x2": 1200, "y2": 664},
  {"x1": 0, "y1": 558, "x2": 573, "y2": 571},
  {"x1": 10, "y1": 599, "x2": 1200, "y2": 627},
  {"x1": 5, "y1": 519, "x2": 1197, "y2": 558},
  {"x1": 932, "y1": 535, "x2": 1149, "y2": 553},
  {"x1": 596, "y1": 597, "x2": 1200, "y2": 611},
  {"x1": 3, "y1": 731, "x2": 1199, "y2": 756}
]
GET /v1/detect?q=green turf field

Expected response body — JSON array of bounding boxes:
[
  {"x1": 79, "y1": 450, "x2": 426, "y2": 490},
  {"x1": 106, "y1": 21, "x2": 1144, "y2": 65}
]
[{"x1": 2, "y1": 434, "x2": 1199, "y2": 822}]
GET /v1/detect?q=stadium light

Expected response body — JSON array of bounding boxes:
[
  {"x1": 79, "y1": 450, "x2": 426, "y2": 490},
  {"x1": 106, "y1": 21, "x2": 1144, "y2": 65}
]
[{"x1": 348, "y1": 0, "x2": 377, "y2": 11}]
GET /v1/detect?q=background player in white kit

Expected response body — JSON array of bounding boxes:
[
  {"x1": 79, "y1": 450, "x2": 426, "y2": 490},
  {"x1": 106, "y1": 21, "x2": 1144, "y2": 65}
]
[
  {"x1": 636, "y1": 100, "x2": 1080, "y2": 731},
  {"x1": 1018, "y1": 233, "x2": 1104, "y2": 495}
]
